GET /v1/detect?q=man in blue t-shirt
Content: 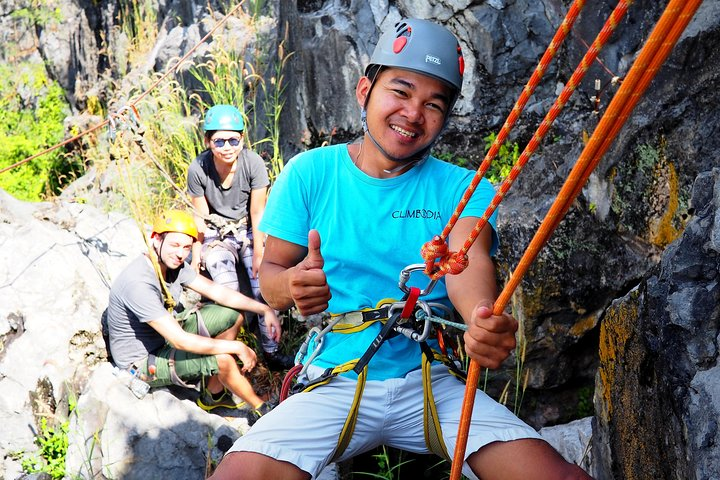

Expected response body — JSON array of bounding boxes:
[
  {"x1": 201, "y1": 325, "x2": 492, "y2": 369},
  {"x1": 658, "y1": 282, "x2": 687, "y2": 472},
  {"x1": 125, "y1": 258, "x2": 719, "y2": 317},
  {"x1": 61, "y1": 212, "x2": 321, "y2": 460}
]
[{"x1": 211, "y1": 18, "x2": 592, "y2": 480}]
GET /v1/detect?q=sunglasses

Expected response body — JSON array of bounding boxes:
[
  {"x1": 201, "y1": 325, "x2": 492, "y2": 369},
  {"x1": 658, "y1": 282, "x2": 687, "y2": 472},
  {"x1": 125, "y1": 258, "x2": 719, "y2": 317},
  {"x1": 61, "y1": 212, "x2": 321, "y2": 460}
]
[{"x1": 212, "y1": 137, "x2": 242, "y2": 148}]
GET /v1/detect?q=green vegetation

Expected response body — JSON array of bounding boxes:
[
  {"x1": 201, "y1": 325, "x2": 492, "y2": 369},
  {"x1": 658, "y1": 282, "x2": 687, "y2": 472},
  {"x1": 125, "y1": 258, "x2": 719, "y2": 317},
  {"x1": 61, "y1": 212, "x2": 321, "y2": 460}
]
[
  {"x1": 434, "y1": 132, "x2": 520, "y2": 185},
  {"x1": 92, "y1": 0, "x2": 293, "y2": 226},
  {"x1": 609, "y1": 138, "x2": 689, "y2": 247},
  {"x1": 19, "y1": 417, "x2": 70, "y2": 479},
  {"x1": 118, "y1": 0, "x2": 159, "y2": 69},
  {"x1": 2, "y1": 0, "x2": 291, "y2": 213},
  {"x1": 610, "y1": 142, "x2": 659, "y2": 220},
  {"x1": 18, "y1": 390, "x2": 78, "y2": 480},
  {"x1": 10, "y1": 0, "x2": 63, "y2": 27},
  {"x1": 483, "y1": 132, "x2": 520, "y2": 185},
  {"x1": 435, "y1": 151, "x2": 469, "y2": 168},
  {"x1": 576, "y1": 385, "x2": 594, "y2": 418},
  {"x1": 355, "y1": 446, "x2": 413, "y2": 479},
  {"x1": 0, "y1": 63, "x2": 78, "y2": 201}
]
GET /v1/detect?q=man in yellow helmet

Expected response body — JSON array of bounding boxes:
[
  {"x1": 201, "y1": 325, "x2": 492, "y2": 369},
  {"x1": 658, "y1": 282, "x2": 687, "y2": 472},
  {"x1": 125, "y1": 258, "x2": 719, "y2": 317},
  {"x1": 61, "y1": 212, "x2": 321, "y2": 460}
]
[{"x1": 105, "y1": 209, "x2": 279, "y2": 423}]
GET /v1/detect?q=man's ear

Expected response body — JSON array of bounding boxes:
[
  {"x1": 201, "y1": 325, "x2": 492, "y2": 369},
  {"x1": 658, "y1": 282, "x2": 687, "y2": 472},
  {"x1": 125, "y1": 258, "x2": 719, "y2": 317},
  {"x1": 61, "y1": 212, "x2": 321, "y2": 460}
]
[
  {"x1": 150, "y1": 232, "x2": 162, "y2": 249},
  {"x1": 356, "y1": 76, "x2": 372, "y2": 107}
]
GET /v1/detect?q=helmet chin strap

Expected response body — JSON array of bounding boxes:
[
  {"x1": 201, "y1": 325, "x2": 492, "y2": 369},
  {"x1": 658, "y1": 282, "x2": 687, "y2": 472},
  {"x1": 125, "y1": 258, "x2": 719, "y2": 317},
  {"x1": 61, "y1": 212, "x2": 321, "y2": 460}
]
[
  {"x1": 153, "y1": 235, "x2": 169, "y2": 269},
  {"x1": 361, "y1": 109, "x2": 433, "y2": 174}
]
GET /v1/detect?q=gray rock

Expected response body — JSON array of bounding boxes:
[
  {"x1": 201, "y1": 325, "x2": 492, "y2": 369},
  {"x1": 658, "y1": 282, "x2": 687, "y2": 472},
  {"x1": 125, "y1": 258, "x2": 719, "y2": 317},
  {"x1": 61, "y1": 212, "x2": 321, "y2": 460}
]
[
  {"x1": 66, "y1": 363, "x2": 242, "y2": 480},
  {"x1": 593, "y1": 168, "x2": 720, "y2": 480},
  {"x1": 0, "y1": 192, "x2": 144, "y2": 478},
  {"x1": 540, "y1": 416, "x2": 594, "y2": 474}
]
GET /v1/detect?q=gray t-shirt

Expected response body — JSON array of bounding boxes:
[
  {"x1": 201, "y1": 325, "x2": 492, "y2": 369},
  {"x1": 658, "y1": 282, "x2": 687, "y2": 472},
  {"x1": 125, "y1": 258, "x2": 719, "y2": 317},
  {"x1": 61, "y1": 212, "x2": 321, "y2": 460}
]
[
  {"x1": 187, "y1": 149, "x2": 270, "y2": 222},
  {"x1": 106, "y1": 255, "x2": 197, "y2": 369}
]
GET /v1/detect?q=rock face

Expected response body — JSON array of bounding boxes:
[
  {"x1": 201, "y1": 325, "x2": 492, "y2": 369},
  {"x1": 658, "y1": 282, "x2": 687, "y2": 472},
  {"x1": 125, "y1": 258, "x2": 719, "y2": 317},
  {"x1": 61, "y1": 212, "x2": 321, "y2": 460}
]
[
  {"x1": 2, "y1": 0, "x2": 720, "y2": 478},
  {"x1": 0, "y1": 191, "x2": 142, "y2": 478},
  {"x1": 65, "y1": 364, "x2": 244, "y2": 480},
  {"x1": 593, "y1": 169, "x2": 720, "y2": 480}
]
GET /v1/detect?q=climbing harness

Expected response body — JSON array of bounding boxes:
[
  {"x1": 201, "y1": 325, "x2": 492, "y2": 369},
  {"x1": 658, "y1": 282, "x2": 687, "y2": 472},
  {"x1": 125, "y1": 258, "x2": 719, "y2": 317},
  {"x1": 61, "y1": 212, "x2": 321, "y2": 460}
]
[
  {"x1": 205, "y1": 215, "x2": 249, "y2": 240},
  {"x1": 280, "y1": 264, "x2": 467, "y2": 461},
  {"x1": 200, "y1": 218, "x2": 250, "y2": 274},
  {"x1": 165, "y1": 306, "x2": 212, "y2": 389}
]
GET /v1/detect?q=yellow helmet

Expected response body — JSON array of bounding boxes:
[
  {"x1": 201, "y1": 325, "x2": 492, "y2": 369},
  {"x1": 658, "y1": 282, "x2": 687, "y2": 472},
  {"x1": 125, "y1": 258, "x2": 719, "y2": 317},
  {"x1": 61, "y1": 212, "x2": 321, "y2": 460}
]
[{"x1": 152, "y1": 210, "x2": 198, "y2": 240}]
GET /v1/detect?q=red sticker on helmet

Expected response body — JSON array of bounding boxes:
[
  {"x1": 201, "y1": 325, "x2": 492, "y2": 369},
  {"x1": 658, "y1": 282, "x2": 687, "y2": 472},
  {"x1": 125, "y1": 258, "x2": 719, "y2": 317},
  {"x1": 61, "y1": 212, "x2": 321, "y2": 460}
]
[
  {"x1": 458, "y1": 56, "x2": 465, "y2": 76},
  {"x1": 393, "y1": 36, "x2": 407, "y2": 54}
]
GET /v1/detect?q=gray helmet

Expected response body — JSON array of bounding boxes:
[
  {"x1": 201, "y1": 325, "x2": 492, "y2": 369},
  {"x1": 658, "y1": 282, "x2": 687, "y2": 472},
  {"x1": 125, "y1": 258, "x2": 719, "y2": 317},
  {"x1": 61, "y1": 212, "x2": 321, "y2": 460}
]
[{"x1": 366, "y1": 19, "x2": 464, "y2": 93}]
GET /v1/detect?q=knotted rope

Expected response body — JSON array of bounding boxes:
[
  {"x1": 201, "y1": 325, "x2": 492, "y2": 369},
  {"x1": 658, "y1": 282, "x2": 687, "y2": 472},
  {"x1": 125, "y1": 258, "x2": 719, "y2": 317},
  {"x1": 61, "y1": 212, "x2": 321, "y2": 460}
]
[
  {"x1": 421, "y1": 0, "x2": 588, "y2": 277},
  {"x1": 449, "y1": 1, "x2": 704, "y2": 478},
  {"x1": 423, "y1": 0, "x2": 627, "y2": 279}
]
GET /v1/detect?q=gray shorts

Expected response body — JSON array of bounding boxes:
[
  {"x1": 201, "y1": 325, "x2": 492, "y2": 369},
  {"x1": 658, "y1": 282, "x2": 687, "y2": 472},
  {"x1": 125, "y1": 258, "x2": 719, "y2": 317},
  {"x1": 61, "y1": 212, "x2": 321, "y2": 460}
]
[{"x1": 226, "y1": 364, "x2": 541, "y2": 479}]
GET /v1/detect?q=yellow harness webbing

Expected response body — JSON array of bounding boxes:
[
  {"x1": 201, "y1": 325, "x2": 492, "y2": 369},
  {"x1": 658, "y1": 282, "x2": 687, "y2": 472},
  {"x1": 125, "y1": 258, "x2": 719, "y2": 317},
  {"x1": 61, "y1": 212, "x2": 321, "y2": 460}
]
[
  {"x1": 294, "y1": 301, "x2": 461, "y2": 462},
  {"x1": 421, "y1": 344, "x2": 451, "y2": 460},
  {"x1": 291, "y1": 358, "x2": 367, "y2": 462},
  {"x1": 296, "y1": 352, "x2": 455, "y2": 462},
  {"x1": 334, "y1": 364, "x2": 368, "y2": 460},
  {"x1": 143, "y1": 240, "x2": 176, "y2": 311}
]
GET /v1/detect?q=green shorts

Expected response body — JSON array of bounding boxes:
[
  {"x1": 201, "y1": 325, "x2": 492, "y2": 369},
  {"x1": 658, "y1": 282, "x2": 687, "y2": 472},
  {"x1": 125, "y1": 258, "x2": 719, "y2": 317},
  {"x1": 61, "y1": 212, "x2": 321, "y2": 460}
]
[{"x1": 138, "y1": 304, "x2": 241, "y2": 387}]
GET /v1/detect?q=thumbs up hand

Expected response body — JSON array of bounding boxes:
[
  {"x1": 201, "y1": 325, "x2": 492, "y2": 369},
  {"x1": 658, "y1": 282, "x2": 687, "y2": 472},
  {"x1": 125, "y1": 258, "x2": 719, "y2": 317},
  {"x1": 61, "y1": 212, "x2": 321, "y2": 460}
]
[{"x1": 289, "y1": 229, "x2": 331, "y2": 315}]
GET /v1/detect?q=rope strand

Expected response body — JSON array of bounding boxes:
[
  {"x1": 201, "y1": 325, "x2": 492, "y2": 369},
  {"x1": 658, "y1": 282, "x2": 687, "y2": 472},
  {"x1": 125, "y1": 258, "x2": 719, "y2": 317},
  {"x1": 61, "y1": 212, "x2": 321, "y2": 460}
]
[
  {"x1": 422, "y1": 0, "x2": 587, "y2": 278},
  {"x1": 449, "y1": 1, "x2": 703, "y2": 478}
]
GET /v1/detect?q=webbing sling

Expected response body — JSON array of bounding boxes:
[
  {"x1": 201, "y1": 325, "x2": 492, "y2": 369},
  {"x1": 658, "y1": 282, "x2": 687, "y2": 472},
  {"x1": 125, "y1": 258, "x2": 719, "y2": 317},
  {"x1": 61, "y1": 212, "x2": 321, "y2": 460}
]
[
  {"x1": 335, "y1": 363, "x2": 368, "y2": 461},
  {"x1": 289, "y1": 304, "x2": 462, "y2": 462},
  {"x1": 329, "y1": 344, "x2": 458, "y2": 462},
  {"x1": 421, "y1": 341, "x2": 451, "y2": 460}
]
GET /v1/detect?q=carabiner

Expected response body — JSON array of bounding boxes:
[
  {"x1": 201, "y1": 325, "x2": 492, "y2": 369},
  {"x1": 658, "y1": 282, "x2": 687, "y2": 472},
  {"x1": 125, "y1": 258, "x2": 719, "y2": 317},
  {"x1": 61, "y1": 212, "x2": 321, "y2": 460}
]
[
  {"x1": 398, "y1": 263, "x2": 438, "y2": 297},
  {"x1": 392, "y1": 299, "x2": 433, "y2": 342}
]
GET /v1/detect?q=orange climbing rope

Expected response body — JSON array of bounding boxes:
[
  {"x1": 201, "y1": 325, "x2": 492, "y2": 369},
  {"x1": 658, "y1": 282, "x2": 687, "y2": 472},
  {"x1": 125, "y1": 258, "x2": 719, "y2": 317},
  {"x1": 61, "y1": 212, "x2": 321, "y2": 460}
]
[
  {"x1": 422, "y1": 0, "x2": 629, "y2": 280},
  {"x1": 555, "y1": 0, "x2": 703, "y2": 234},
  {"x1": 448, "y1": 0, "x2": 704, "y2": 478},
  {"x1": 0, "y1": 1, "x2": 245, "y2": 176}
]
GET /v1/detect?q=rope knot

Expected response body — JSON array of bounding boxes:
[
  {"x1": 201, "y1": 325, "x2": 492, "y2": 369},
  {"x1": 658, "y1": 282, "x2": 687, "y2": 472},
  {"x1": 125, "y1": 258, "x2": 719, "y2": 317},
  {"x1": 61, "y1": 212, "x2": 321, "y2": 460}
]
[
  {"x1": 430, "y1": 251, "x2": 469, "y2": 280},
  {"x1": 421, "y1": 236, "x2": 449, "y2": 276},
  {"x1": 422, "y1": 236, "x2": 469, "y2": 280},
  {"x1": 445, "y1": 252, "x2": 469, "y2": 275}
]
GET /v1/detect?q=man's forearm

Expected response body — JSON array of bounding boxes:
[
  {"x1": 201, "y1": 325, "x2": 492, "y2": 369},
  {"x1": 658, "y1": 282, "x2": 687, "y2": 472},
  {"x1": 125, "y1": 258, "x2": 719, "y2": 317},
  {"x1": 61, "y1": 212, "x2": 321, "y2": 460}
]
[
  {"x1": 172, "y1": 333, "x2": 239, "y2": 355},
  {"x1": 259, "y1": 262, "x2": 296, "y2": 311},
  {"x1": 226, "y1": 293, "x2": 273, "y2": 316},
  {"x1": 447, "y1": 254, "x2": 499, "y2": 322}
]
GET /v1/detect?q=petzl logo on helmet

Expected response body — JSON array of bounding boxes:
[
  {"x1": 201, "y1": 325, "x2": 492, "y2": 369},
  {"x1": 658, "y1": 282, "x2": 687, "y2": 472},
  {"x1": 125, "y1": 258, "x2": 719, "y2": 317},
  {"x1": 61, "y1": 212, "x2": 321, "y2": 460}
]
[{"x1": 425, "y1": 54, "x2": 441, "y2": 65}]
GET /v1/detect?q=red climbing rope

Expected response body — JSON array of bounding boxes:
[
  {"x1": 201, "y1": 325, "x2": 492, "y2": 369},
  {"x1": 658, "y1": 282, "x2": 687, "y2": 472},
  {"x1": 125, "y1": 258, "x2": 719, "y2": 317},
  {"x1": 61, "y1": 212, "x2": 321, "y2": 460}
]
[
  {"x1": 449, "y1": 1, "x2": 704, "y2": 478},
  {"x1": 423, "y1": 0, "x2": 629, "y2": 280}
]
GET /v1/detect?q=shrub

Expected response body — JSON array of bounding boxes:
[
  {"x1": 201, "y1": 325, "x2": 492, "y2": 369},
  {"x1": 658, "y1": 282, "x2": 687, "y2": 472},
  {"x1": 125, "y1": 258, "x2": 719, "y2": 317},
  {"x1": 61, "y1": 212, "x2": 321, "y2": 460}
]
[{"x1": 0, "y1": 63, "x2": 77, "y2": 201}]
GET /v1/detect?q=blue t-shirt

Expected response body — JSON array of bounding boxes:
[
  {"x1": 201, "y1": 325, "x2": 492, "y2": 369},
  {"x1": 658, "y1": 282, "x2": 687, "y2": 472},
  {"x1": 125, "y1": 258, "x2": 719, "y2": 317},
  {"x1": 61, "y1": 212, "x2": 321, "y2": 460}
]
[{"x1": 260, "y1": 144, "x2": 498, "y2": 380}]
